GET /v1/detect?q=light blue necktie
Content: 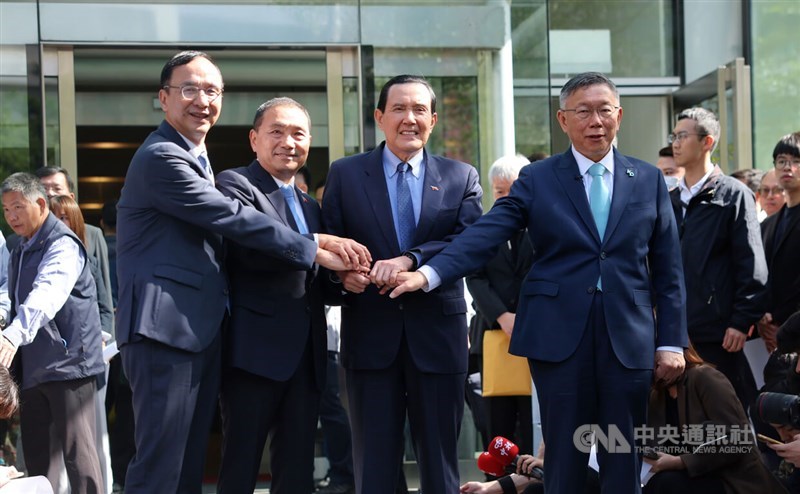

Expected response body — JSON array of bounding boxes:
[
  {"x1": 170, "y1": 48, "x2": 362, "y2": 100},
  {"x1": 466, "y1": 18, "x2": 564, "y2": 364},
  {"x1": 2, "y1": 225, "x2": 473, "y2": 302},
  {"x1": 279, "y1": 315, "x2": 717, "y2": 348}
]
[
  {"x1": 589, "y1": 163, "x2": 610, "y2": 289},
  {"x1": 198, "y1": 153, "x2": 214, "y2": 183},
  {"x1": 280, "y1": 184, "x2": 309, "y2": 234},
  {"x1": 396, "y1": 162, "x2": 416, "y2": 252}
]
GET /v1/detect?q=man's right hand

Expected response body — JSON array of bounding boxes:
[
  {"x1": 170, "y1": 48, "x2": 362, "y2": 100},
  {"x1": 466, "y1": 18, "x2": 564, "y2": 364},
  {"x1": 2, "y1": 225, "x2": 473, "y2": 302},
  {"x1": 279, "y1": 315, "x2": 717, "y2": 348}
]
[
  {"x1": 0, "y1": 337, "x2": 17, "y2": 368},
  {"x1": 317, "y1": 234, "x2": 372, "y2": 271}
]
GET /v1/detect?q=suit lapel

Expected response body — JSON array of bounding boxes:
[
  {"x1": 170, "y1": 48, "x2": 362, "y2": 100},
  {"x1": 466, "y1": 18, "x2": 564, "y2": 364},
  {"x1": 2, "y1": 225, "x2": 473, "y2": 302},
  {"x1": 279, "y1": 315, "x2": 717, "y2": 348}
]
[
  {"x1": 415, "y1": 151, "x2": 444, "y2": 244},
  {"x1": 299, "y1": 189, "x2": 321, "y2": 234},
  {"x1": 361, "y1": 146, "x2": 401, "y2": 251},
  {"x1": 248, "y1": 161, "x2": 294, "y2": 229},
  {"x1": 603, "y1": 150, "x2": 636, "y2": 243},
  {"x1": 554, "y1": 150, "x2": 599, "y2": 243}
]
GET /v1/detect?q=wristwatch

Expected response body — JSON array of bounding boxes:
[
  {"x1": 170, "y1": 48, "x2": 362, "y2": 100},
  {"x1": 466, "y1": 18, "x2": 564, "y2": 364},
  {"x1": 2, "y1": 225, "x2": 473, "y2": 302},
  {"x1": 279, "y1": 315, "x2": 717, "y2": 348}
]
[{"x1": 402, "y1": 252, "x2": 418, "y2": 271}]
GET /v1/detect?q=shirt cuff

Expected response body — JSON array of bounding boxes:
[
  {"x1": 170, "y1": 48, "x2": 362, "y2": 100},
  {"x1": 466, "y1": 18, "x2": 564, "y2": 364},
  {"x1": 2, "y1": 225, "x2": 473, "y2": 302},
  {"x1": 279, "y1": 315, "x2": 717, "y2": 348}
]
[
  {"x1": 417, "y1": 265, "x2": 441, "y2": 292},
  {"x1": 656, "y1": 346, "x2": 684, "y2": 354},
  {"x1": 2, "y1": 322, "x2": 23, "y2": 348}
]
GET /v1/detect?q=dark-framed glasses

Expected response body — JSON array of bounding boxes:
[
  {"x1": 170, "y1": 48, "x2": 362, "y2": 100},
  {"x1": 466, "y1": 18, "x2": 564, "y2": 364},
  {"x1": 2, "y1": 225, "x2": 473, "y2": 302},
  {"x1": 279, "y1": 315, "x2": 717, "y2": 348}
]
[
  {"x1": 560, "y1": 105, "x2": 620, "y2": 120},
  {"x1": 163, "y1": 85, "x2": 223, "y2": 102},
  {"x1": 774, "y1": 158, "x2": 800, "y2": 169},
  {"x1": 667, "y1": 132, "x2": 707, "y2": 144}
]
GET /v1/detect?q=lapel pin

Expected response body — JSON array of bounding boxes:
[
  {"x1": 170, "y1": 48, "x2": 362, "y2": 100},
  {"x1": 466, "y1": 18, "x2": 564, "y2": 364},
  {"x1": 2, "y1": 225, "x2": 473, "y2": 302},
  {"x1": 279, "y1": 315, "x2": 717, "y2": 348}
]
[
  {"x1": 430, "y1": 185, "x2": 440, "y2": 191},
  {"x1": 626, "y1": 169, "x2": 635, "y2": 177}
]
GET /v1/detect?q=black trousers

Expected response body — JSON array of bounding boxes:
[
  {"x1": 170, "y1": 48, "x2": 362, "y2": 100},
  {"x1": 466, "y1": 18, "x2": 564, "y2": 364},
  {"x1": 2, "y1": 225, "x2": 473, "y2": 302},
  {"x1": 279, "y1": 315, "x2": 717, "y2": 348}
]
[{"x1": 20, "y1": 376, "x2": 103, "y2": 494}]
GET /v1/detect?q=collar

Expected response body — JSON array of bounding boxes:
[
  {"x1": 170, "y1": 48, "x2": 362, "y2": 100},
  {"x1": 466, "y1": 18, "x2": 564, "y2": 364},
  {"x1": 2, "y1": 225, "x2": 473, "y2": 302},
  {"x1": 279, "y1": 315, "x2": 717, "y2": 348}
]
[
  {"x1": 573, "y1": 146, "x2": 615, "y2": 178},
  {"x1": 176, "y1": 132, "x2": 206, "y2": 159},
  {"x1": 271, "y1": 174, "x2": 296, "y2": 189},
  {"x1": 678, "y1": 165, "x2": 716, "y2": 198},
  {"x1": 383, "y1": 146, "x2": 424, "y2": 179}
]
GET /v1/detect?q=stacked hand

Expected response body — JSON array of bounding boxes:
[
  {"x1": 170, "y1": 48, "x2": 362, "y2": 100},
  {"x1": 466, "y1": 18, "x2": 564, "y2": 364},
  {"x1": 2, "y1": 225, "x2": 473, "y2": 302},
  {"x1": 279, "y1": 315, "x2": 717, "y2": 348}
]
[
  {"x1": 337, "y1": 257, "x2": 428, "y2": 297},
  {"x1": 315, "y1": 234, "x2": 372, "y2": 273}
]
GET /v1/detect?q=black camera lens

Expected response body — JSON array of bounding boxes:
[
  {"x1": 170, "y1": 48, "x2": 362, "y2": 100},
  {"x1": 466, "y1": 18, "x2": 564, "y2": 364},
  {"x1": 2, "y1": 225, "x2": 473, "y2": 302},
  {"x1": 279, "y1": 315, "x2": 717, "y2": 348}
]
[{"x1": 756, "y1": 392, "x2": 800, "y2": 429}]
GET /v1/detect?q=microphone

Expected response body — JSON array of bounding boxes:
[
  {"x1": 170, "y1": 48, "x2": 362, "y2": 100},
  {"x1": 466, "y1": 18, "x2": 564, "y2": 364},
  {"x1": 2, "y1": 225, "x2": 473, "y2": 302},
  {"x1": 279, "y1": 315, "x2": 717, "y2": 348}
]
[
  {"x1": 476, "y1": 451, "x2": 507, "y2": 477},
  {"x1": 487, "y1": 436, "x2": 544, "y2": 480}
]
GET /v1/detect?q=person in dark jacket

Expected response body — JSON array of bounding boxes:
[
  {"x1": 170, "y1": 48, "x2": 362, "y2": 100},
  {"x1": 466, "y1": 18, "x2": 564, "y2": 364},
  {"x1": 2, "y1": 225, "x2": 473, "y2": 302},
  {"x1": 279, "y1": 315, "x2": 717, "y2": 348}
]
[
  {"x1": 669, "y1": 107, "x2": 768, "y2": 412},
  {"x1": 0, "y1": 172, "x2": 104, "y2": 494}
]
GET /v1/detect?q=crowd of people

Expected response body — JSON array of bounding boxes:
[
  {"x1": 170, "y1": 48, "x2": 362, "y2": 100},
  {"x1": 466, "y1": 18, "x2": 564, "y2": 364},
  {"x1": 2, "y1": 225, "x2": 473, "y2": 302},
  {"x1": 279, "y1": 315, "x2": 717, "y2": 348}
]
[{"x1": 0, "y1": 49, "x2": 798, "y2": 494}]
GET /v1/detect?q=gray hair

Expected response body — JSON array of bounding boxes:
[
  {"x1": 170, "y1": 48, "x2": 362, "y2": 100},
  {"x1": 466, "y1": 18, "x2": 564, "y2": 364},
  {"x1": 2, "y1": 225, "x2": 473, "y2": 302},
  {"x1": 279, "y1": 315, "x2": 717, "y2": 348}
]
[
  {"x1": 488, "y1": 154, "x2": 530, "y2": 183},
  {"x1": 1, "y1": 172, "x2": 47, "y2": 205},
  {"x1": 677, "y1": 107, "x2": 720, "y2": 153},
  {"x1": 253, "y1": 97, "x2": 311, "y2": 130},
  {"x1": 559, "y1": 72, "x2": 619, "y2": 109}
]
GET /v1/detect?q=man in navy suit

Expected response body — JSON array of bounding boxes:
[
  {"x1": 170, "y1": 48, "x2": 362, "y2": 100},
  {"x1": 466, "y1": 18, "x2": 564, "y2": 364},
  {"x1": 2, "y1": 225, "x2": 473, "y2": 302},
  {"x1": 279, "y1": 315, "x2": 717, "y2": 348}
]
[
  {"x1": 392, "y1": 72, "x2": 688, "y2": 493},
  {"x1": 322, "y1": 75, "x2": 483, "y2": 493},
  {"x1": 214, "y1": 97, "x2": 332, "y2": 494},
  {"x1": 116, "y1": 51, "x2": 369, "y2": 494}
]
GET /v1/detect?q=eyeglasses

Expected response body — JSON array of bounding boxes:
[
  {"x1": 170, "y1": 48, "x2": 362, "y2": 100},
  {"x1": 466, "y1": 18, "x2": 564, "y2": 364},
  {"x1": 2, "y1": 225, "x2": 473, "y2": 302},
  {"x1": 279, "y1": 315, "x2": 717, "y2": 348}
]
[
  {"x1": 560, "y1": 105, "x2": 620, "y2": 120},
  {"x1": 774, "y1": 158, "x2": 800, "y2": 169},
  {"x1": 759, "y1": 186, "x2": 784, "y2": 196},
  {"x1": 667, "y1": 132, "x2": 707, "y2": 144},
  {"x1": 163, "y1": 85, "x2": 223, "y2": 102}
]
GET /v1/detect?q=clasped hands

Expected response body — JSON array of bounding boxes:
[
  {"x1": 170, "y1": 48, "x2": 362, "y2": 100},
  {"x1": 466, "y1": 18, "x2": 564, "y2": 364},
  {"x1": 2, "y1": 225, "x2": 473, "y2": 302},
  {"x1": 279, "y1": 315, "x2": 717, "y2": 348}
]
[
  {"x1": 337, "y1": 255, "x2": 429, "y2": 296},
  {"x1": 314, "y1": 234, "x2": 372, "y2": 273}
]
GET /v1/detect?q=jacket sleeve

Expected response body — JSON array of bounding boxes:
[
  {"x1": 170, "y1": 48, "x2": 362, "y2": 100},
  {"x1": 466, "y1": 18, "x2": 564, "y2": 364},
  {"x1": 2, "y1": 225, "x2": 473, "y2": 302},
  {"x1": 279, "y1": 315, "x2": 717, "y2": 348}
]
[
  {"x1": 466, "y1": 263, "x2": 510, "y2": 325},
  {"x1": 679, "y1": 366, "x2": 753, "y2": 477},
  {"x1": 728, "y1": 187, "x2": 768, "y2": 332}
]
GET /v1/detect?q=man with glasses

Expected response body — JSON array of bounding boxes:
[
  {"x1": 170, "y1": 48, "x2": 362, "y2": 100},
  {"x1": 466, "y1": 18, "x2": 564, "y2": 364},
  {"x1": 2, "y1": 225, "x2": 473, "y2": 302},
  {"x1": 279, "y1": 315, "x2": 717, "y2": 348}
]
[
  {"x1": 115, "y1": 51, "x2": 369, "y2": 494},
  {"x1": 669, "y1": 107, "x2": 767, "y2": 412},
  {"x1": 758, "y1": 132, "x2": 800, "y2": 353},
  {"x1": 758, "y1": 169, "x2": 786, "y2": 220},
  {"x1": 390, "y1": 72, "x2": 687, "y2": 494}
]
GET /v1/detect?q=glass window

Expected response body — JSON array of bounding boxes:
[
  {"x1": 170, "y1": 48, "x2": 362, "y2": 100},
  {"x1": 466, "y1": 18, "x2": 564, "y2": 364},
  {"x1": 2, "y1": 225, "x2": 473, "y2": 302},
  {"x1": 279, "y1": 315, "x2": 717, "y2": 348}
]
[
  {"x1": 548, "y1": 0, "x2": 674, "y2": 78},
  {"x1": 751, "y1": 2, "x2": 800, "y2": 167}
]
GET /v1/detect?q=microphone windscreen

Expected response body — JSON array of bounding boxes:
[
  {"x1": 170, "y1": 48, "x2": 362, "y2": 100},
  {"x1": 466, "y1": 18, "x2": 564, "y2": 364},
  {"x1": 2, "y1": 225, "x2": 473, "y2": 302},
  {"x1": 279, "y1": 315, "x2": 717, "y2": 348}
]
[
  {"x1": 476, "y1": 452, "x2": 506, "y2": 477},
  {"x1": 488, "y1": 436, "x2": 519, "y2": 466}
]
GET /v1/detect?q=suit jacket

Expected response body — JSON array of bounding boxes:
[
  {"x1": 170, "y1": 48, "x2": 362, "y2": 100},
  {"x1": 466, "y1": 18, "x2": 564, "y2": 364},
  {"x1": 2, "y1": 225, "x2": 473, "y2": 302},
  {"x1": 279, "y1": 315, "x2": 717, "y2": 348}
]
[
  {"x1": 647, "y1": 365, "x2": 787, "y2": 494},
  {"x1": 216, "y1": 161, "x2": 327, "y2": 389},
  {"x1": 322, "y1": 143, "x2": 483, "y2": 374},
  {"x1": 761, "y1": 205, "x2": 800, "y2": 325},
  {"x1": 466, "y1": 230, "x2": 533, "y2": 354},
  {"x1": 115, "y1": 121, "x2": 318, "y2": 353},
  {"x1": 428, "y1": 148, "x2": 687, "y2": 370}
]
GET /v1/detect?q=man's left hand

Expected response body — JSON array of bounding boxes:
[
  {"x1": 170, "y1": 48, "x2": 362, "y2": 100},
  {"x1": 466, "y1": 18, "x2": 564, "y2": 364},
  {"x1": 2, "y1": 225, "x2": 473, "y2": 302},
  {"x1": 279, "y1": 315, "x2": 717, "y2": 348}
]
[
  {"x1": 722, "y1": 327, "x2": 747, "y2": 352},
  {"x1": 643, "y1": 452, "x2": 685, "y2": 473},
  {"x1": 768, "y1": 434, "x2": 800, "y2": 467},
  {"x1": 654, "y1": 350, "x2": 685, "y2": 385}
]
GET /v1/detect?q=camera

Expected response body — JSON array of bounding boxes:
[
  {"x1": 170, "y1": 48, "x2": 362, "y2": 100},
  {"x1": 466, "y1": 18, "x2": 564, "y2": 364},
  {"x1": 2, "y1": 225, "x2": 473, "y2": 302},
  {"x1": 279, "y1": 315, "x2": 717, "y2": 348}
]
[{"x1": 755, "y1": 392, "x2": 800, "y2": 429}]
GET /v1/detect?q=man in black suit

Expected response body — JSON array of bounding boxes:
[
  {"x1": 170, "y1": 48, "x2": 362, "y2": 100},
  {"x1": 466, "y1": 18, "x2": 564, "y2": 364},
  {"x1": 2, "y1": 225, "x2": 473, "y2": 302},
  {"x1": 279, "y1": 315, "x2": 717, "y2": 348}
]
[
  {"x1": 466, "y1": 154, "x2": 534, "y2": 456},
  {"x1": 214, "y1": 97, "x2": 332, "y2": 494},
  {"x1": 322, "y1": 75, "x2": 483, "y2": 493},
  {"x1": 116, "y1": 51, "x2": 369, "y2": 494},
  {"x1": 759, "y1": 132, "x2": 800, "y2": 352}
]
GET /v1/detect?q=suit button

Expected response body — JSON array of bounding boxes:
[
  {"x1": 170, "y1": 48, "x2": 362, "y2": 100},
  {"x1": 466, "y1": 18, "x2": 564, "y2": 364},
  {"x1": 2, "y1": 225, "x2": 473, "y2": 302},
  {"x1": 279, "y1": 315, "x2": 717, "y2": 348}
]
[
  {"x1": 600, "y1": 251, "x2": 607, "y2": 260},
  {"x1": 587, "y1": 287, "x2": 595, "y2": 294},
  {"x1": 398, "y1": 303, "x2": 404, "y2": 310},
  {"x1": 222, "y1": 288, "x2": 229, "y2": 296}
]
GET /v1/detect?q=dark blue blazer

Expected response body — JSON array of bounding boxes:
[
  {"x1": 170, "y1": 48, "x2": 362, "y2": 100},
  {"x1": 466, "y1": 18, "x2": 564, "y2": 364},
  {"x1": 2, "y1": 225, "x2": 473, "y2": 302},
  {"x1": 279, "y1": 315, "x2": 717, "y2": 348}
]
[
  {"x1": 322, "y1": 143, "x2": 483, "y2": 374},
  {"x1": 116, "y1": 121, "x2": 318, "y2": 353},
  {"x1": 429, "y1": 148, "x2": 688, "y2": 370},
  {"x1": 216, "y1": 161, "x2": 327, "y2": 389}
]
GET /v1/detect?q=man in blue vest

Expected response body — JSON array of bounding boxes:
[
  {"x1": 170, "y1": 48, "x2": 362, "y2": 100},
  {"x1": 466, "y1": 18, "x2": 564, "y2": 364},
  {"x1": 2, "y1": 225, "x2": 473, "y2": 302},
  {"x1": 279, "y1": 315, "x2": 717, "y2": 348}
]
[{"x1": 0, "y1": 172, "x2": 105, "y2": 494}]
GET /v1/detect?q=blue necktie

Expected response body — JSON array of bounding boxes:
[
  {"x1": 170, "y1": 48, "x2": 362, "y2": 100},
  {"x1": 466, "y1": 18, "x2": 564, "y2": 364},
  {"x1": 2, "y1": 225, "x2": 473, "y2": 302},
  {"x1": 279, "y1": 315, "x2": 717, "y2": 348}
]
[
  {"x1": 280, "y1": 184, "x2": 309, "y2": 234},
  {"x1": 396, "y1": 162, "x2": 416, "y2": 252},
  {"x1": 198, "y1": 153, "x2": 214, "y2": 183},
  {"x1": 589, "y1": 163, "x2": 610, "y2": 289}
]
